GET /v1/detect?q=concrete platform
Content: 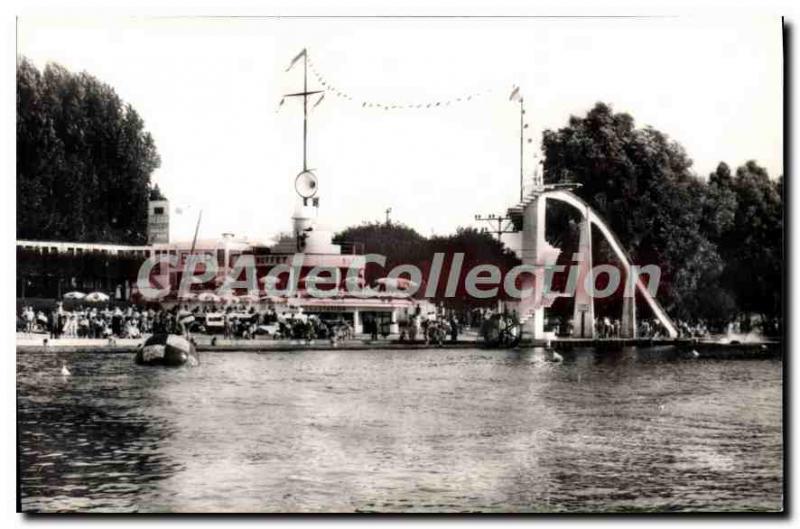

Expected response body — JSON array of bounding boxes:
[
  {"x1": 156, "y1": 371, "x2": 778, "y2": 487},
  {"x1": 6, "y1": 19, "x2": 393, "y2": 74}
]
[
  {"x1": 16, "y1": 333, "x2": 781, "y2": 359},
  {"x1": 15, "y1": 334, "x2": 477, "y2": 354}
]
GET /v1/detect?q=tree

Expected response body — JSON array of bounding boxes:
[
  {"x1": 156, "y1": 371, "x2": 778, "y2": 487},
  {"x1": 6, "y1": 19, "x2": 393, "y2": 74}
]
[
  {"x1": 335, "y1": 223, "x2": 518, "y2": 307},
  {"x1": 541, "y1": 103, "x2": 782, "y2": 331},
  {"x1": 17, "y1": 57, "x2": 161, "y2": 244},
  {"x1": 336, "y1": 221, "x2": 428, "y2": 268},
  {"x1": 720, "y1": 161, "x2": 783, "y2": 331},
  {"x1": 149, "y1": 184, "x2": 167, "y2": 201},
  {"x1": 542, "y1": 103, "x2": 726, "y2": 321}
]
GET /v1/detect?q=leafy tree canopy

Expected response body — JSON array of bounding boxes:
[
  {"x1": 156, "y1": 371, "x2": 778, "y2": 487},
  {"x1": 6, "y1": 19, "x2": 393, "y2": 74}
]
[
  {"x1": 17, "y1": 57, "x2": 161, "y2": 244},
  {"x1": 543, "y1": 102, "x2": 782, "y2": 328}
]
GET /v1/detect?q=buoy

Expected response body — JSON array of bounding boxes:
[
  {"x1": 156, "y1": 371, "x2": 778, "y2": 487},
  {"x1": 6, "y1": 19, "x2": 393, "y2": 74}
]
[
  {"x1": 136, "y1": 334, "x2": 199, "y2": 367},
  {"x1": 550, "y1": 351, "x2": 563, "y2": 363},
  {"x1": 60, "y1": 364, "x2": 71, "y2": 376},
  {"x1": 691, "y1": 349, "x2": 700, "y2": 358}
]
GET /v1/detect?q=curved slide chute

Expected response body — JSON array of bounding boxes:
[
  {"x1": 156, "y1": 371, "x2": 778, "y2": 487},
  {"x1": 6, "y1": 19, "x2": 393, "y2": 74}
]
[{"x1": 516, "y1": 189, "x2": 678, "y2": 338}]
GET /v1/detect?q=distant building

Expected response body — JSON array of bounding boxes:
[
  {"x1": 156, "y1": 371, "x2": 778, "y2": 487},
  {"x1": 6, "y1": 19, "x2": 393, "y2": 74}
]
[
  {"x1": 17, "y1": 178, "x2": 427, "y2": 334},
  {"x1": 148, "y1": 198, "x2": 170, "y2": 244}
]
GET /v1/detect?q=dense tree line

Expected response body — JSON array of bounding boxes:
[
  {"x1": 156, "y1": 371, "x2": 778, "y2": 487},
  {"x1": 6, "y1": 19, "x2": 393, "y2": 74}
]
[
  {"x1": 543, "y1": 103, "x2": 782, "y2": 331},
  {"x1": 17, "y1": 57, "x2": 161, "y2": 244},
  {"x1": 338, "y1": 103, "x2": 782, "y2": 332},
  {"x1": 336, "y1": 223, "x2": 519, "y2": 309}
]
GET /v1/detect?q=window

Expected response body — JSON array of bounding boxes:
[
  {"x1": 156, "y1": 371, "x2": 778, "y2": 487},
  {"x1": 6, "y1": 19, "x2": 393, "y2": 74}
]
[{"x1": 154, "y1": 207, "x2": 165, "y2": 215}]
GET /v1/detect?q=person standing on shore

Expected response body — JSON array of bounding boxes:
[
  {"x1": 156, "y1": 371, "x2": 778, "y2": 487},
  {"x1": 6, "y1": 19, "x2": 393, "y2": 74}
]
[
  {"x1": 23, "y1": 306, "x2": 34, "y2": 333},
  {"x1": 449, "y1": 314, "x2": 459, "y2": 342},
  {"x1": 223, "y1": 310, "x2": 232, "y2": 339},
  {"x1": 48, "y1": 308, "x2": 60, "y2": 339}
]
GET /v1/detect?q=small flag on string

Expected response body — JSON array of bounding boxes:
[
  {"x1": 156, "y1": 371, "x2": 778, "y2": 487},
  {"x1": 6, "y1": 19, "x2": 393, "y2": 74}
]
[
  {"x1": 510, "y1": 85, "x2": 522, "y2": 102},
  {"x1": 313, "y1": 93, "x2": 325, "y2": 108},
  {"x1": 275, "y1": 98, "x2": 285, "y2": 113},
  {"x1": 285, "y1": 49, "x2": 307, "y2": 72}
]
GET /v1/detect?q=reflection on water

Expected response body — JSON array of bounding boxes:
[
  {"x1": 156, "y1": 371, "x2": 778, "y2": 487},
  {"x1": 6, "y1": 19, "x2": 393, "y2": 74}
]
[{"x1": 18, "y1": 347, "x2": 782, "y2": 513}]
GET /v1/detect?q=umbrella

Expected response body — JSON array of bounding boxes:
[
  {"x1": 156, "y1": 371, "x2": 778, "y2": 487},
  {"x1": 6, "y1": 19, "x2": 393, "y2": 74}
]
[
  {"x1": 63, "y1": 291, "x2": 86, "y2": 300},
  {"x1": 197, "y1": 292, "x2": 221, "y2": 303},
  {"x1": 85, "y1": 292, "x2": 110, "y2": 303},
  {"x1": 237, "y1": 293, "x2": 260, "y2": 304},
  {"x1": 375, "y1": 277, "x2": 419, "y2": 291},
  {"x1": 219, "y1": 292, "x2": 239, "y2": 304},
  {"x1": 259, "y1": 294, "x2": 284, "y2": 303}
]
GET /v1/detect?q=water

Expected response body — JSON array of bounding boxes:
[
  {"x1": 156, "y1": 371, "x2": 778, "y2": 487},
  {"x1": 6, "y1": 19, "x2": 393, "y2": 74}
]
[{"x1": 17, "y1": 347, "x2": 783, "y2": 513}]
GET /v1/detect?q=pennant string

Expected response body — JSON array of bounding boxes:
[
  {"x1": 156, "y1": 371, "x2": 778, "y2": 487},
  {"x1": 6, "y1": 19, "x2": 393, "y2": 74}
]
[{"x1": 306, "y1": 53, "x2": 507, "y2": 111}]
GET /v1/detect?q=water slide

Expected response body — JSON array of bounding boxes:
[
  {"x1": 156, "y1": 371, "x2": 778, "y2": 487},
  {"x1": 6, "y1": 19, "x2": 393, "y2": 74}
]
[{"x1": 520, "y1": 189, "x2": 678, "y2": 338}]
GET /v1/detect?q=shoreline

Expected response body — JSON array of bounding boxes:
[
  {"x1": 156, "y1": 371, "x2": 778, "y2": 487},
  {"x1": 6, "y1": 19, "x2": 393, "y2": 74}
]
[{"x1": 15, "y1": 333, "x2": 782, "y2": 359}]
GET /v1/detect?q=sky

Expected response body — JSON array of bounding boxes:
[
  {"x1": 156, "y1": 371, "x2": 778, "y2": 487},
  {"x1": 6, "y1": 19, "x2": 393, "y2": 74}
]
[{"x1": 17, "y1": 16, "x2": 783, "y2": 243}]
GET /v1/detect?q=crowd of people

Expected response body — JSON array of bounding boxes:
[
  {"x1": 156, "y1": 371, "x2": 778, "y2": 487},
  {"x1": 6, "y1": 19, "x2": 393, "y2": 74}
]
[
  {"x1": 17, "y1": 300, "x2": 734, "y2": 344},
  {"x1": 395, "y1": 308, "x2": 461, "y2": 345},
  {"x1": 16, "y1": 302, "x2": 357, "y2": 342},
  {"x1": 566, "y1": 316, "x2": 712, "y2": 338},
  {"x1": 16, "y1": 300, "x2": 466, "y2": 345},
  {"x1": 465, "y1": 306, "x2": 717, "y2": 339},
  {"x1": 19, "y1": 304, "x2": 149, "y2": 339}
]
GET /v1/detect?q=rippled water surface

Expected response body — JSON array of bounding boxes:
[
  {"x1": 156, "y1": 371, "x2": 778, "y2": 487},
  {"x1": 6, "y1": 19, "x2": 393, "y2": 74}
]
[{"x1": 18, "y1": 347, "x2": 782, "y2": 513}]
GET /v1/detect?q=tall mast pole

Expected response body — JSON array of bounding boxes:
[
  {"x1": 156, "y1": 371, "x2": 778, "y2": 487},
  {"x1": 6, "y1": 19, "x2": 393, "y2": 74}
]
[
  {"x1": 284, "y1": 49, "x2": 321, "y2": 173},
  {"x1": 519, "y1": 98, "x2": 524, "y2": 201},
  {"x1": 189, "y1": 209, "x2": 203, "y2": 256},
  {"x1": 303, "y1": 53, "x2": 308, "y2": 172}
]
